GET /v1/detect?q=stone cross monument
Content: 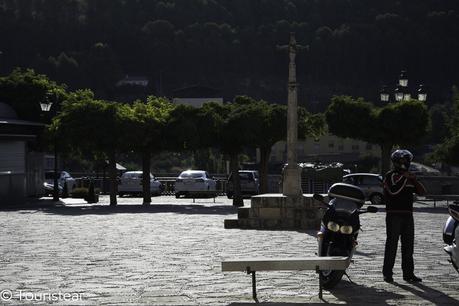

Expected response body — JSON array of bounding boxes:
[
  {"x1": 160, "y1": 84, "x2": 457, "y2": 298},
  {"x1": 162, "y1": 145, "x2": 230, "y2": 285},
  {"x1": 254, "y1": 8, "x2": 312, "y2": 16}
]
[
  {"x1": 279, "y1": 33, "x2": 305, "y2": 197},
  {"x1": 224, "y1": 33, "x2": 322, "y2": 231}
]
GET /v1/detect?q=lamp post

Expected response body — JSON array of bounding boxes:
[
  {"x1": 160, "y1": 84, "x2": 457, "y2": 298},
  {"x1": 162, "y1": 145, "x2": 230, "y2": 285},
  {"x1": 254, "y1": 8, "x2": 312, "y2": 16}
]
[
  {"x1": 380, "y1": 70, "x2": 427, "y2": 103},
  {"x1": 40, "y1": 92, "x2": 59, "y2": 202}
]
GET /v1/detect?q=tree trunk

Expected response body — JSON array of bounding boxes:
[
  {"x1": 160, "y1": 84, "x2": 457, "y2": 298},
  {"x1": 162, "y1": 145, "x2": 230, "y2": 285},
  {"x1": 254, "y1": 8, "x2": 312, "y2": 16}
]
[
  {"x1": 259, "y1": 146, "x2": 271, "y2": 194},
  {"x1": 380, "y1": 143, "x2": 393, "y2": 175},
  {"x1": 108, "y1": 153, "x2": 118, "y2": 206},
  {"x1": 142, "y1": 150, "x2": 152, "y2": 205},
  {"x1": 230, "y1": 153, "x2": 244, "y2": 207}
]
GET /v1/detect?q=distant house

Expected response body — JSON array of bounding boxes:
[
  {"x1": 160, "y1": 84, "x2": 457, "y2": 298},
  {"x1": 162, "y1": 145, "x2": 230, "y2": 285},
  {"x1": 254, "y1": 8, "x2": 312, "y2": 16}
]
[
  {"x1": 0, "y1": 103, "x2": 45, "y2": 204},
  {"x1": 172, "y1": 85, "x2": 223, "y2": 107},
  {"x1": 114, "y1": 75, "x2": 151, "y2": 103},
  {"x1": 116, "y1": 75, "x2": 149, "y2": 87}
]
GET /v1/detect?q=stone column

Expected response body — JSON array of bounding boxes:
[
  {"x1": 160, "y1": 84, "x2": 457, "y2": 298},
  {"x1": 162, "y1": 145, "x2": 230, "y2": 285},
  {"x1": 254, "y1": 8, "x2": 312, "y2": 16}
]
[{"x1": 282, "y1": 33, "x2": 303, "y2": 197}]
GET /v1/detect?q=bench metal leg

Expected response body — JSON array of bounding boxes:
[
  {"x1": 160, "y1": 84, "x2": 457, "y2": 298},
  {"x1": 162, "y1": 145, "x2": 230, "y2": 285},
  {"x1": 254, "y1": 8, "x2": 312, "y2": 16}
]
[
  {"x1": 316, "y1": 266, "x2": 323, "y2": 300},
  {"x1": 246, "y1": 267, "x2": 257, "y2": 301}
]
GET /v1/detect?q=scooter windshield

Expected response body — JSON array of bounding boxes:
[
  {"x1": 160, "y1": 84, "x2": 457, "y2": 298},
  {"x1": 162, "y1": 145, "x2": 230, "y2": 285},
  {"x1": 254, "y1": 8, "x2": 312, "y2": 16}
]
[{"x1": 331, "y1": 198, "x2": 359, "y2": 214}]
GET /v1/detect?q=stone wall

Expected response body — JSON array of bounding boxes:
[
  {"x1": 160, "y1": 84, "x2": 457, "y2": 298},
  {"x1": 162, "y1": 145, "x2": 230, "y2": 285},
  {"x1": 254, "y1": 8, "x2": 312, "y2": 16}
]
[{"x1": 224, "y1": 193, "x2": 325, "y2": 231}]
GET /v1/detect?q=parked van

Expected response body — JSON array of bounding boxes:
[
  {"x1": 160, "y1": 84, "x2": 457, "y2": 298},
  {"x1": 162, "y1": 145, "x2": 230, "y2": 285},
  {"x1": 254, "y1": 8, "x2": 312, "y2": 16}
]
[{"x1": 226, "y1": 170, "x2": 259, "y2": 198}]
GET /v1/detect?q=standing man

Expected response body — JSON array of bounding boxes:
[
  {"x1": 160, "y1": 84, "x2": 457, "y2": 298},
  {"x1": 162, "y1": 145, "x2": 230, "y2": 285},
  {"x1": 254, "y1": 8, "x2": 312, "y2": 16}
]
[{"x1": 383, "y1": 149, "x2": 426, "y2": 283}]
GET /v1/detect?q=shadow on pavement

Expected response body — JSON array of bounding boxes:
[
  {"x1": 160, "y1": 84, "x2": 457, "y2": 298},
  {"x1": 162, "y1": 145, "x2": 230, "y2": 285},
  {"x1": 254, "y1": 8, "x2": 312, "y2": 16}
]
[
  {"x1": 31, "y1": 203, "x2": 238, "y2": 216},
  {"x1": 0, "y1": 198, "x2": 65, "y2": 210},
  {"x1": 227, "y1": 280, "x2": 404, "y2": 306},
  {"x1": 328, "y1": 280, "x2": 405, "y2": 305},
  {"x1": 393, "y1": 281, "x2": 459, "y2": 305},
  {"x1": 228, "y1": 303, "x2": 334, "y2": 306},
  {"x1": 375, "y1": 206, "x2": 449, "y2": 215}
]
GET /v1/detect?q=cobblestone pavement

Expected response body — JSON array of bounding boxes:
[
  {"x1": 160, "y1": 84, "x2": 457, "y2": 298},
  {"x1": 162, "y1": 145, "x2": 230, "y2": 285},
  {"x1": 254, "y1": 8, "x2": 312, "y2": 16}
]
[{"x1": 0, "y1": 195, "x2": 458, "y2": 305}]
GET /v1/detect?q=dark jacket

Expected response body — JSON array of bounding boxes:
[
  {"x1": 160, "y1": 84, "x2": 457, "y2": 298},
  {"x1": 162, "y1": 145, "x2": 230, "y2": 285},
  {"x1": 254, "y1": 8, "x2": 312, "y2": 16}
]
[{"x1": 383, "y1": 170, "x2": 416, "y2": 213}]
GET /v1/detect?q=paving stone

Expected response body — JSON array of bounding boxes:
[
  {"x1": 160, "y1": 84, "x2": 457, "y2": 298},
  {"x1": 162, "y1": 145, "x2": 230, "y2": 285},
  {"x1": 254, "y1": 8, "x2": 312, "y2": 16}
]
[{"x1": 0, "y1": 196, "x2": 457, "y2": 305}]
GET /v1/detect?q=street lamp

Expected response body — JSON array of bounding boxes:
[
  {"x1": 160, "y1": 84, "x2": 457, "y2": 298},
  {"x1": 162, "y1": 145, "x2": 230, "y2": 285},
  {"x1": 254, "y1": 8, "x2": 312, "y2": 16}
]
[
  {"x1": 40, "y1": 92, "x2": 59, "y2": 202},
  {"x1": 380, "y1": 70, "x2": 427, "y2": 103},
  {"x1": 417, "y1": 84, "x2": 427, "y2": 102}
]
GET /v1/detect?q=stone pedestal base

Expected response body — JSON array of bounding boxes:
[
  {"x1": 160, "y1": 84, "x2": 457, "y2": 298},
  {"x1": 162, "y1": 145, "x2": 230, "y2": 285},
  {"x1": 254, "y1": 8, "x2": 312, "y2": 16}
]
[
  {"x1": 224, "y1": 193, "x2": 325, "y2": 230},
  {"x1": 282, "y1": 164, "x2": 303, "y2": 197}
]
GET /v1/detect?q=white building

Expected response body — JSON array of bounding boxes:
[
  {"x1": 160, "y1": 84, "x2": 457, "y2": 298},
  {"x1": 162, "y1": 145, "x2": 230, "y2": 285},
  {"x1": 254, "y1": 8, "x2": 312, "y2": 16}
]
[
  {"x1": 0, "y1": 103, "x2": 45, "y2": 204},
  {"x1": 269, "y1": 134, "x2": 381, "y2": 164},
  {"x1": 172, "y1": 85, "x2": 223, "y2": 107}
]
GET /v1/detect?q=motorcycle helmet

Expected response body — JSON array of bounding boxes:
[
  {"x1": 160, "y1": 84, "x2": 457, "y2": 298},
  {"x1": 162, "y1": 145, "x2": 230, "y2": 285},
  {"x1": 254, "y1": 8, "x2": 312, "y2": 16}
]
[{"x1": 391, "y1": 149, "x2": 413, "y2": 171}]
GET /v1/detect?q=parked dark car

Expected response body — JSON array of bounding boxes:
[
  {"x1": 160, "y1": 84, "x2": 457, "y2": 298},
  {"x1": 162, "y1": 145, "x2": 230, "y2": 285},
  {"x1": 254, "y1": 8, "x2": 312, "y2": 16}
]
[
  {"x1": 226, "y1": 170, "x2": 259, "y2": 198},
  {"x1": 342, "y1": 173, "x2": 384, "y2": 205}
]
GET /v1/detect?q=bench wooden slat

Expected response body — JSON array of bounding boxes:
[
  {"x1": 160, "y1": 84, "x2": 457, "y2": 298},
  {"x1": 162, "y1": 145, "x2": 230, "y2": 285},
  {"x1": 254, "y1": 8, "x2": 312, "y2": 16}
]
[{"x1": 222, "y1": 256, "x2": 350, "y2": 272}]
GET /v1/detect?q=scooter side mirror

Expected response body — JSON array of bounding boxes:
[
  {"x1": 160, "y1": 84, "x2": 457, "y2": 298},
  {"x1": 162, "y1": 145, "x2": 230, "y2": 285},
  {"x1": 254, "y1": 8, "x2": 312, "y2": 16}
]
[
  {"x1": 367, "y1": 206, "x2": 378, "y2": 213},
  {"x1": 313, "y1": 194, "x2": 329, "y2": 208}
]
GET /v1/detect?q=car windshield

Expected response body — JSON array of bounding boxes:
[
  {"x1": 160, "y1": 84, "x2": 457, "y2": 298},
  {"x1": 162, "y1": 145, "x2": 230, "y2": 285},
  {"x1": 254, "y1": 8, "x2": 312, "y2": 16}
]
[{"x1": 180, "y1": 172, "x2": 203, "y2": 179}]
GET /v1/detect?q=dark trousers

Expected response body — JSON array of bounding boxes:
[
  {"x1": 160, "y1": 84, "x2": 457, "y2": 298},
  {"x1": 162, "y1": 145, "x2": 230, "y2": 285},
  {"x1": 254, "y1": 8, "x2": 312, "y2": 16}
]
[{"x1": 383, "y1": 213, "x2": 415, "y2": 277}]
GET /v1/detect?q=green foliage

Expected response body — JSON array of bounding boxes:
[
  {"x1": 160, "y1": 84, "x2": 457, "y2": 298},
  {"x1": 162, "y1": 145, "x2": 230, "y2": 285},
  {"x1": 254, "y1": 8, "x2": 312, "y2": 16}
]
[
  {"x1": 53, "y1": 89, "x2": 131, "y2": 158},
  {"x1": 325, "y1": 96, "x2": 374, "y2": 141},
  {"x1": 0, "y1": 68, "x2": 67, "y2": 121},
  {"x1": 1, "y1": 1, "x2": 458, "y2": 105},
  {"x1": 428, "y1": 104, "x2": 450, "y2": 144},
  {"x1": 374, "y1": 99, "x2": 429, "y2": 146},
  {"x1": 128, "y1": 96, "x2": 175, "y2": 150},
  {"x1": 325, "y1": 96, "x2": 429, "y2": 173},
  {"x1": 326, "y1": 96, "x2": 429, "y2": 147},
  {"x1": 433, "y1": 86, "x2": 459, "y2": 165},
  {"x1": 164, "y1": 104, "x2": 200, "y2": 151}
]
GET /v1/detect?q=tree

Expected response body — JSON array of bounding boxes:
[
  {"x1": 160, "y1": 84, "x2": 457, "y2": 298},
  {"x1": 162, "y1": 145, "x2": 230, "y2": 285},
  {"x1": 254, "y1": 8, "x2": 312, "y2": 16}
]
[
  {"x1": 0, "y1": 68, "x2": 67, "y2": 121},
  {"x1": 192, "y1": 101, "x2": 249, "y2": 206},
  {"x1": 326, "y1": 96, "x2": 429, "y2": 174},
  {"x1": 53, "y1": 90, "x2": 131, "y2": 206},
  {"x1": 164, "y1": 104, "x2": 200, "y2": 152},
  {"x1": 128, "y1": 96, "x2": 174, "y2": 204},
  {"x1": 220, "y1": 103, "x2": 254, "y2": 206},
  {"x1": 433, "y1": 86, "x2": 459, "y2": 166},
  {"x1": 231, "y1": 96, "x2": 325, "y2": 194}
]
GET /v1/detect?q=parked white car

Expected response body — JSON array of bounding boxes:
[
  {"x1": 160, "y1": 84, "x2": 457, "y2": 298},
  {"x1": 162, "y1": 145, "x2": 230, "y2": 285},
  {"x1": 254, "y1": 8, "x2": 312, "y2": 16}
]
[
  {"x1": 118, "y1": 171, "x2": 163, "y2": 197},
  {"x1": 174, "y1": 170, "x2": 217, "y2": 198}
]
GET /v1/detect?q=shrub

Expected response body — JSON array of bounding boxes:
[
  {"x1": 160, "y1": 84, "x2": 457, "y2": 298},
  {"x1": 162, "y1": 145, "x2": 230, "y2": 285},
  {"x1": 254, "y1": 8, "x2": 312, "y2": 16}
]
[{"x1": 71, "y1": 187, "x2": 101, "y2": 198}]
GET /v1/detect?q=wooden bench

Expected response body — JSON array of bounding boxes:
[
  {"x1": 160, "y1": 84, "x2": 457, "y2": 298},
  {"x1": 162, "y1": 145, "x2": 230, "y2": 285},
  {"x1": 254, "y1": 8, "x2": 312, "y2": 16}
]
[{"x1": 222, "y1": 256, "x2": 351, "y2": 300}]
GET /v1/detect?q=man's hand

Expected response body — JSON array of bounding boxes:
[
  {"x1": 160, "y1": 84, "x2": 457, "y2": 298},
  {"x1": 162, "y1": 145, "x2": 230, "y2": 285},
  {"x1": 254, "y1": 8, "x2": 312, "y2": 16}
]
[
  {"x1": 402, "y1": 171, "x2": 417, "y2": 181},
  {"x1": 403, "y1": 171, "x2": 427, "y2": 195}
]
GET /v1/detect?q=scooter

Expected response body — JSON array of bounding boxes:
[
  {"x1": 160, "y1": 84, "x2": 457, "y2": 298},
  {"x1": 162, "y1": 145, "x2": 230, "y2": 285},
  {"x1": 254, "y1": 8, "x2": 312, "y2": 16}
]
[
  {"x1": 314, "y1": 183, "x2": 378, "y2": 289},
  {"x1": 443, "y1": 204, "x2": 459, "y2": 273}
]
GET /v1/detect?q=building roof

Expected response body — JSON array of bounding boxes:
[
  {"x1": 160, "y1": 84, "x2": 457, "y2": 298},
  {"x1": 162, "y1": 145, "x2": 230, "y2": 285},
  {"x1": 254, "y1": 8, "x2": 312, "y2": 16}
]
[
  {"x1": 0, "y1": 102, "x2": 18, "y2": 119},
  {"x1": 172, "y1": 85, "x2": 221, "y2": 98},
  {"x1": 0, "y1": 102, "x2": 44, "y2": 138},
  {"x1": 116, "y1": 75, "x2": 149, "y2": 87}
]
